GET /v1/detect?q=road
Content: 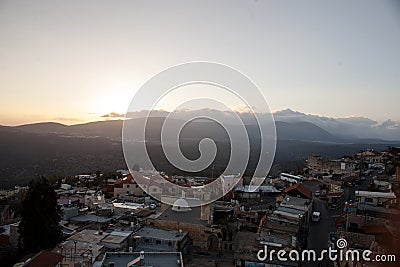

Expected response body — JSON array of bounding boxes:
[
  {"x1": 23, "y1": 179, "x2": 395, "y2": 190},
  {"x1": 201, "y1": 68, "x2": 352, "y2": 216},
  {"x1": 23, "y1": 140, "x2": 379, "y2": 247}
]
[
  {"x1": 303, "y1": 175, "x2": 373, "y2": 267},
  {"x1": 303, "y1": 181, "x2": 335, "y2": 267}
]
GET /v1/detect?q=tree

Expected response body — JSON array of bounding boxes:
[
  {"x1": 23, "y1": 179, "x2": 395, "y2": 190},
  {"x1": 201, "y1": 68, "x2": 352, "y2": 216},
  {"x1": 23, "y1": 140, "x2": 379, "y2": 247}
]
[{"x1": 18, "y1": 177, "x2": 62, "y2": 253}]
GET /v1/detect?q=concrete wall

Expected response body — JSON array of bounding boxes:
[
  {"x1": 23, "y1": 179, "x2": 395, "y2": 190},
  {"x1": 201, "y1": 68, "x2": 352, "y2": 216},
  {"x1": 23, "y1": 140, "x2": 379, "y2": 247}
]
[{"x1": 147, "y1": 219, "x2": 209, "y2": 250}]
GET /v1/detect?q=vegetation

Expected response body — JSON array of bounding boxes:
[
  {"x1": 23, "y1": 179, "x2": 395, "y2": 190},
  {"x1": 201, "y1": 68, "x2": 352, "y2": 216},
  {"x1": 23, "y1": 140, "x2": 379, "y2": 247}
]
[{"x1": 18, "y1": 177, "x2": 62, "y2": 254}]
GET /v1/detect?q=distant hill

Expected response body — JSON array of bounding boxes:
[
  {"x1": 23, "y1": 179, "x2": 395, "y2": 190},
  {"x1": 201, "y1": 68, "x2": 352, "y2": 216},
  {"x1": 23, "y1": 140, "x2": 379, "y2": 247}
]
[
  {"x1": 275, "y1": 121, "x2": 338, "y2": 143},
  {"x1": 0, "y1": 128, "x2": 124, "y2": 188},
  {"x1": 8, "y1": 118, "x2": 354, "y2": 143},
  {"x1": 15, "y1": 120, "x2": 123, "y2": 139},
  {"x1": 15, "y1": 122, "x2": 68, "y2": 134},
  {"x1": 0, "y1": 117, "x2": 398, "y2": 188}
]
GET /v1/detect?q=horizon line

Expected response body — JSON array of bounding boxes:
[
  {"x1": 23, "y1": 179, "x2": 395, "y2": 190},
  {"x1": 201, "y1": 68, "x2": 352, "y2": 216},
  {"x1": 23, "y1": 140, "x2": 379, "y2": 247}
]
[{"x1": 1, "y1": 108, "x2": 398, "y2": 127}]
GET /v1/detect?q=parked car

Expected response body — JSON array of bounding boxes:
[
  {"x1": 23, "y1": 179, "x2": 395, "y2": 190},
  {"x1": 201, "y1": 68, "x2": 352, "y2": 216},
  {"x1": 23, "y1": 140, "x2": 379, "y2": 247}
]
[{"x1": 312, "y1": 211, "x2": 321, "y2": 222}]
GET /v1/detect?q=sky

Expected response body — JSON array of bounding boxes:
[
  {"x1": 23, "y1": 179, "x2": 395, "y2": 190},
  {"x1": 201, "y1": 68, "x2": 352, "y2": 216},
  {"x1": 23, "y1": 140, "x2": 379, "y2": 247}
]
[{"x1": 0, "y1": 0, "x2": 399, "y2": 126}]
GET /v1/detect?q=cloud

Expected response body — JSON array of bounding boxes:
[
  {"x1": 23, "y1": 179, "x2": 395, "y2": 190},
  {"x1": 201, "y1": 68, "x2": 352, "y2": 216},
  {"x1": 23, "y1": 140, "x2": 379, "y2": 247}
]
[
  {"x1": 101, "y1": 112, "x2": 125, "y2": 118},
  {"x1": 378, "y1": 119, "x2": 399, "y2": 130}
]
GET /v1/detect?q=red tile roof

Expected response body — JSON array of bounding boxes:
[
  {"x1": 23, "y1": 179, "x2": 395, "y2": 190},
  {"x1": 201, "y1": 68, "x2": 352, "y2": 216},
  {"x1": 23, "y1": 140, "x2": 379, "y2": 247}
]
[
  {"x1": 115, "y1": 173, "x2": 135, "y2": 185},
  {"x1": 284, "y1": 183, "x2": 312, "y2": 199},
  {"x1": 20, "y1": 250, "x2": 63, "y2": 267}
]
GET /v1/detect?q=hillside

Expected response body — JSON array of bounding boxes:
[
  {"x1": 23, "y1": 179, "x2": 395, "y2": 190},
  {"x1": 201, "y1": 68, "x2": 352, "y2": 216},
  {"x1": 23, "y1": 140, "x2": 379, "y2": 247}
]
[{"x1": 0, "y1": 118, "x2": 399, "y2": 188}]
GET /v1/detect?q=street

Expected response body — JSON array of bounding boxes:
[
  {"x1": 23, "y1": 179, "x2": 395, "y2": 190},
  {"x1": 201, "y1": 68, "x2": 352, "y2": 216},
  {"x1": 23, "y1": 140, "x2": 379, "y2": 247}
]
[{"x1": 303, "y1": 175, "x2": 373, "y2": 266}]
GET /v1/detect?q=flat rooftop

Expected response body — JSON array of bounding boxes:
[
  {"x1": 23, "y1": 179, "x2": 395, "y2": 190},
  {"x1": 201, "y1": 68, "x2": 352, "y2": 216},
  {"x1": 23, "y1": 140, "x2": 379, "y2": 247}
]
[
  {"x1": 355, "y1": 190, "x2": 397, "y2": 199},
  {"x1": 135, "y1": 227, "x2": 188, "y2": 241},
  {"x1": 276, "y1": 206, "x2": 306, "y2": 216},
  {"x1": 55, "y1": 240, "x2": 104, "y2": 260},
  {"x1": 68, "y1": 229, "x2": 107, "y2": 243},
  {"x1": 157, "y1": 207, "x2": 207, "y2": 226},
  {"x1": 101, "y1": 234, "x2": 128, "y2": 245},
  {"x1": 101, "y1": 252, "x2": 183, "y2": 267},
  {"x1": 280, "y1": 196, "x2": 311, "y2": 211},
  {"x1": 235, "y1": 185, "x2": 280, "y2": 193},
  {"x1": 70, "y1": 213, "x2": 112, "y2": 223}
]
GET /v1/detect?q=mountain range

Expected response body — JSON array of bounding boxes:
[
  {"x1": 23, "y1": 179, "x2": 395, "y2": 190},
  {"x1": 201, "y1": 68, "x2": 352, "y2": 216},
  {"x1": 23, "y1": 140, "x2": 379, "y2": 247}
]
[{"x1": 0, "y1": 109, "x2": 398, "y2": 188}]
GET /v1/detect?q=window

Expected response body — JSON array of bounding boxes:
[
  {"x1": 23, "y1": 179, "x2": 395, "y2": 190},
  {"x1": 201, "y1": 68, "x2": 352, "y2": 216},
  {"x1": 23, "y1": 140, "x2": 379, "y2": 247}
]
[
  {"x1": 126, "y1": 184, "x2": 130, "y2": 188},
  {"x1": 365, "y1": 197, "x2": 373, "y2": 203},
  {"x1": 168, "y1": 241, "x2": 172, "y2": 246},
  {"x1": 156, "y1": 240, "x2": 161, "y2": 245}
]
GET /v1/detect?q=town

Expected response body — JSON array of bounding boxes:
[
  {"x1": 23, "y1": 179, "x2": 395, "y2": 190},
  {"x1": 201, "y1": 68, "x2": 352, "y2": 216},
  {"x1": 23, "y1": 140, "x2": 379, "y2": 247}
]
[{"x1": 0, "y1": 147, "x2": 399, "y2": 267}]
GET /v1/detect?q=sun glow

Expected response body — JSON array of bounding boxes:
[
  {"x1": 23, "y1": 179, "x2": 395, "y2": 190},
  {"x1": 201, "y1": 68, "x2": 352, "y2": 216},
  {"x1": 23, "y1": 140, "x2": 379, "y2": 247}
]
[{"x1": 89, "y1": 85, "x2": 137, "y2": 119}]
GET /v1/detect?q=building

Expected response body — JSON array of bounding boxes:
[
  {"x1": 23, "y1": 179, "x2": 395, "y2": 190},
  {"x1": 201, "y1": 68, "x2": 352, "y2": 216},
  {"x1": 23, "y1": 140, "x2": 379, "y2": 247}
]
[
  {"x1": 54, "y1": 240, "x2": 105, "y2": 266},
  {"x1": 307, "y1": 155, "x2": 358, "y2": 178},
  {"x1": 146, "y1": 197, "x2": 224, "y2": 252},
  {"x1": 355, "y1": 190, "x2": 399, "y2": 218},
  {"x1": 337, "y1": 231, "x2": 377, "y2": 267},
  {"x1": 14, "y1": 250, "x2": 63, "y2": 267},
  {"x1": 134, "y1": 226, "x2": 189, "y2": 252},
  {"x1": 68, "y1": 212, "x2": 112, "y2": 226},
  {"x1": 68, "y1": 229, "x2": 108, "y2": 245},
  {"x1": 233, "y1": 231, "x2": 298, "y2": 267},
  {"x1": 61, "y1": 206, "x2": 79, "y2": 221},
  {"x1": 100, "y1": 251, "x2": 184, "y2": 267},
  {"x1": 306, "y1": 155, "x2": 324, "y2": 175},
  {"x1": 373, "y1": 180, "x2": 392, "y2": 192},
  {"x1": 355, "y1": 191, "x2": 397, "y2": 207},
  {"x1": 283, "y1": 183, "x2": 312, "y2": 199},
  {"x1": 356, "y1": 149, "x2": 384, "y2": 164},
  {"x1": 113, "y1": 173, "x2": 145, "y2": 198},
  {"x1": 100, "y1": 230, "x2": 133, "y2": 251},
  {"x1": 261, "y1": 196, "x2": 312, "y2": 249},
  {"x1": 234, "y1": 185, "x2": 280, "y2": 200}
]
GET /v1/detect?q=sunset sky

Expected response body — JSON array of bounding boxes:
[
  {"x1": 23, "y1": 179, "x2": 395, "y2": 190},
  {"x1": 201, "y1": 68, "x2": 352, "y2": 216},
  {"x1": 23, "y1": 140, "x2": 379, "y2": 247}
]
[{"x1": 1, "y1": 0, "x2": 399, "y2": 126}]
